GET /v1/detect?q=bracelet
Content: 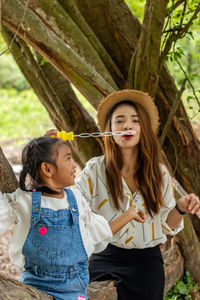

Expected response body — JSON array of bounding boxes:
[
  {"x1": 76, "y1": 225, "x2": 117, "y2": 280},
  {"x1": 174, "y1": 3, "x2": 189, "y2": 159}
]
[{"x1": 175, "y1": 203, "x2": 187, "y2": 215}]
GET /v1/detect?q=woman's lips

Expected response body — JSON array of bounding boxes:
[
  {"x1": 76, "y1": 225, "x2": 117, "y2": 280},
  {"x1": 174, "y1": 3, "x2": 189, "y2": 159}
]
[{"x1": 123, "y1": 135, "x2": 133, "y2": 140}]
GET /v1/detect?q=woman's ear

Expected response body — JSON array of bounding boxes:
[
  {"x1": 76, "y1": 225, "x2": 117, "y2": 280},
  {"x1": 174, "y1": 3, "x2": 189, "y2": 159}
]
[{"x1": 40, "y1": 162, "x2": 55, "y2": 178}]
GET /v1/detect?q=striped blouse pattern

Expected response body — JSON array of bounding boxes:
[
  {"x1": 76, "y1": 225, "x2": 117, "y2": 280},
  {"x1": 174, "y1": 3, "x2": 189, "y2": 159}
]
[{"x1": 75, "y1": 156, "x2": 183, "y2": 249}]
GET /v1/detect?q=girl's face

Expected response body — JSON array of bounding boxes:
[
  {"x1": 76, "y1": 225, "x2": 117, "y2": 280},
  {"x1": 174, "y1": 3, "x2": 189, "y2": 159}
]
[
  {"x1": 53, "y1": 144, "x2": 77, "y2": 188},
  {"x1": 111, "y1": 103, "x2": 141, "y2": 149}
]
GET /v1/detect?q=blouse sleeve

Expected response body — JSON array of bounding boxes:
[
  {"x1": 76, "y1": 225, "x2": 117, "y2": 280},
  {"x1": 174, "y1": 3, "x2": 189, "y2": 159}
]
[
  {"x1": 0, "y1": 190, "x2": 18, "y2": 235},
  {"x1": 75, "y1": 158, "x2": 97, "y2": 206},
  {"x1": 76, "y1": 189, "x2": 113, "y2": 254},
  {"x1": 160, "y1": 165, "x2": 184, "y2": 235}
]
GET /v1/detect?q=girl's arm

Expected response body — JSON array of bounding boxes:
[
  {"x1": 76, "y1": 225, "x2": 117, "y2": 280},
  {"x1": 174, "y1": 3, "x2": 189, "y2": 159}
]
[
  {"x1": 109, "y1": 205, "x2": 145, "y2": 235},
  {"x1": 0, "y1": 191, "x2": 18, "y2": 235},
  {"x1": 166, "y1": 194, "x2": 200, "y2": 230}
]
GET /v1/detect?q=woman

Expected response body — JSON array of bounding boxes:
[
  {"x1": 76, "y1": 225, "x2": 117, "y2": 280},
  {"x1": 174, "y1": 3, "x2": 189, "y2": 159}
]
[{"x1": 46, "y1": 89, "x2": 200, "y2": 300}]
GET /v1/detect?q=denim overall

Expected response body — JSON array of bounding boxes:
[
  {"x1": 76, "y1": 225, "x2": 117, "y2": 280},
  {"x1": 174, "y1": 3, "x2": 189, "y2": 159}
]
[{"x1": 20, "y1": 189, "x2": 89, "y2": 300}]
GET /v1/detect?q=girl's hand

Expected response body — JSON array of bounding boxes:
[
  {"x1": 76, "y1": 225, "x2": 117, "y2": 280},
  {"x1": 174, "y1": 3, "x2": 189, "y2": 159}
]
[
  {"x1": 127, "y1": 205, "x2": 146, "y2": 223},
  {"x1": 44, "y1": 129, "x2": 57, "y2": 137},
  {"x1": 177, "y1": 193, "x2": 200, "y2": 217}
]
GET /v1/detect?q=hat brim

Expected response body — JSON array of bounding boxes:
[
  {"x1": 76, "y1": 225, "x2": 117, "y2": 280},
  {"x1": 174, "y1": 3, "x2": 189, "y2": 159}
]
[{"x1": 97, "y1": 89, "x2": 159, "y2": 134}]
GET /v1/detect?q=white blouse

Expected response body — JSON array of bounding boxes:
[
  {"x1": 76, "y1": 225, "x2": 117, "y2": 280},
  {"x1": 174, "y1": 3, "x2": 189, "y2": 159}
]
[
  {"x1": 75, "y1": 156, "x2": 183, "y2": 249},
  {"x1": 0, "y1": 188, "x2": 112, "y2": 272}
]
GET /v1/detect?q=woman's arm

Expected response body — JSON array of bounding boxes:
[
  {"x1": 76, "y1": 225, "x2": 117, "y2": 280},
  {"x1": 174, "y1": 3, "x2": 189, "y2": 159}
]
[
  {"x1": 109, "y1": 205, "x2": 145, "y2": 235},
  {"x1": 167, "y1": 194, "x2": 200, "y2": 230}
]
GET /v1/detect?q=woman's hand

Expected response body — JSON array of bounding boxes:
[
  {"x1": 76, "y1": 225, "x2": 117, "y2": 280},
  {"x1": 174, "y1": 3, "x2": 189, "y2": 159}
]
[
  {"x1": 127, "y1": 205, "x2": 146, "y2": 223},
  {"x1": 177, "y1": 193, "x2": 200, "y2": 217},
  {"x1": 110, "y1": 205, "x2": 146, "y2": 235},
  {"x1": 44, "y1": 129, "x2": 57, "y2": 137}
]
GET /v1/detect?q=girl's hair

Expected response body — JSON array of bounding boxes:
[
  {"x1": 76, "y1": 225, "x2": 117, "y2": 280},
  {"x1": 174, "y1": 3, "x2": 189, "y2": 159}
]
[
  {"x1": 104, "y1": 101, "x2": 164, "y2": 216},
  {"x1": 20, "y1": 136, "x2": 69, "y2": 194}
]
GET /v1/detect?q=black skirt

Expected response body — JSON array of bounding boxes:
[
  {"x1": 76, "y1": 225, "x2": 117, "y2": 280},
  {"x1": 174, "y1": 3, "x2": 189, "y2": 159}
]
[{"x1": 89, "y1": 243, "x2": 165, "y2": 300}]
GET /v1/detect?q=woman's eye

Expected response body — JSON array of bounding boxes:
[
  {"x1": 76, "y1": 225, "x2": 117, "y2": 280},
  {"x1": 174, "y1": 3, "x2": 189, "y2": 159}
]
[
  {"x1": 133, "y1": 119, "x2": 139, "y2": 123},
  {"x1": 116, "y1": 120, "x2": 123, "y2": 123}
]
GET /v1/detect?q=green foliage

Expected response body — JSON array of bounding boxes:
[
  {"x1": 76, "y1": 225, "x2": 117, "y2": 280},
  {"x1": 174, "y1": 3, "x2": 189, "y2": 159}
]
[
  {"x1": 126, "y1": 0, "x2": 200, "y2": 121},
  {"x1": 39, "y1": 56, "x2": 48, "y2": 66},
  {"x1": 124, "y1": 0, "x2": 145, "y2": 22},
  {"x1": 0, "y1": 34, "x2": 30, "y2": 91},
  {"x1": 165, "y1": 47, "x2": 185, "y2": 62},
  {"x1": 72, "y1": 86, "x2": 96, "y2": 119},
  {"x1": 163, "y1": 0, "x2": 200, "y2": 121},
  {"x1": 166, "y1": 0, "x2": 200, "y2": 29},
  {"x1": 164, "y1": 271, "x2": 200, "y2": 300},
  {"x1": 166, "y1": 32, "x2": 200, "y2": 88},
  {"x1": 0, "y1": 89, "x2": 53, "y2": 143}
]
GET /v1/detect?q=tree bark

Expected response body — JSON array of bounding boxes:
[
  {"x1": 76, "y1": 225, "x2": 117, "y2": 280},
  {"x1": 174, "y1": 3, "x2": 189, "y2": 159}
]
[
  {"x1": 177, "y1": 215, "x2": 200, "y2": 284},
  {"x1": 1, "y1": 26, "x2": 103, "y2": 168},
  {"x1": 0, "y1": 148, "x2": 18, "y2": 193},
  {"x1": 2, "y1": 0, "x2": 115, "y2": 106},
  {"x1": 131, "y1": 0, "x2": 168, "y2": 94},
  {"x1": 0, "y1": 273, "x2": 53, "y2": 300}
]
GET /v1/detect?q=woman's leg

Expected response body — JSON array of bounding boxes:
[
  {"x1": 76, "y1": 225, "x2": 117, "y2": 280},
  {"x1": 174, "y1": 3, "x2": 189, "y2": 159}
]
[{"x1": 89, "y1": 244, "x2": 164, "y2": 300}]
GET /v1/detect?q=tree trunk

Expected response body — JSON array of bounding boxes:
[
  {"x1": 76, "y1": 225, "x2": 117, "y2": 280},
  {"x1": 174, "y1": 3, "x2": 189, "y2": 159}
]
[
  {"x1": 131, "y1": 0, "x2": 168, "y2": 94},
  {"x1": 1, "y1": 26, "x2": 103, "y2": 168},
  {"x1": 0, "y1": 148, "x2": 18, "y2": 193},
  {"x1": 177, "y1": 215, "x2": 200, "y2": 284},
  {"x1": 0, "y1": 273, "x2": 53, "y2": 300}
]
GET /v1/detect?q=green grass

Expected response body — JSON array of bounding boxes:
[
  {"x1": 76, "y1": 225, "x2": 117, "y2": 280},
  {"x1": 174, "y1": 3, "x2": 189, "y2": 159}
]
[{"x1": 0, "y1": 88, "x2": 53, "y2": 144}]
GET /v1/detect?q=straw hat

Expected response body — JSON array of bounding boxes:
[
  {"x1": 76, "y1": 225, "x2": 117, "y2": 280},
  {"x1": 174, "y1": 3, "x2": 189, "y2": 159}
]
[{"x1": 97, "y1": 89, "x2": 159, "y2": 134}]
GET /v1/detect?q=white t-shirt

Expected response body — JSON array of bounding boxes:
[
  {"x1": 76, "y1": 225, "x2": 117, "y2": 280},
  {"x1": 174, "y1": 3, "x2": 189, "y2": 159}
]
[
  {"x1": 75, "y1": 156, "x2": 183, "y2": 249},
  {"x1": 0, "y1": 188, "x2": 112, "y2": 272}
]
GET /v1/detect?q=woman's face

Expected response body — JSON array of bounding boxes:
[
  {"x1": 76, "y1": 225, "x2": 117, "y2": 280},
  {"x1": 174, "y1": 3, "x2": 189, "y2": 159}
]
[{"x1": 110, "y1": 103, "x2": 141, "y2": 149}]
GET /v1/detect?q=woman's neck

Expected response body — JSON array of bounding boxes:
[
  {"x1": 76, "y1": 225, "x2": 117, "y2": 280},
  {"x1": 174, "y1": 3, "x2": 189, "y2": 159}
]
[{"x1": 120, "y1": 147, "x2": 138, "y2": 175}]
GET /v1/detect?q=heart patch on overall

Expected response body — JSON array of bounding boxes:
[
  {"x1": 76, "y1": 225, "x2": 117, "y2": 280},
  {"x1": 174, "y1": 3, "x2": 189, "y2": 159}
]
[{"x1": 39, "y1": 227, "x2": 47, "y2": 235}]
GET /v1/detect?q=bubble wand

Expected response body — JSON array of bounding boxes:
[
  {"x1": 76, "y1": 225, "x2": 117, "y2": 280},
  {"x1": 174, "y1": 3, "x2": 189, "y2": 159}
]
[
  {"x1": 170, "y1": 178, "x2": 189, "y2": 198},
  {"x1": 170, "y1": 178, "x2": 200, "y2": 218},
  {"x1": 51, "y1": 130, "x2": 136, "y2": 141}
]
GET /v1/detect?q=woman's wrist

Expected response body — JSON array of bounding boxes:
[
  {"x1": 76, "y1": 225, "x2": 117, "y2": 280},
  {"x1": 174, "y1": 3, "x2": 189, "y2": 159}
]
[
  {"x1": 126, "y1": 207, "x2": 137, "y2": 220},
  {"x1": 175, "y1": 202, "x2": 187, "y2": 216}
]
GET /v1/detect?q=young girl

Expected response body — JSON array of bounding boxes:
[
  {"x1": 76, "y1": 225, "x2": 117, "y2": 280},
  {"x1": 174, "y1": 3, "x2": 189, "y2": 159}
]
[{"x1": 0, "y1": 136, "x2": 145, "y2": 300}]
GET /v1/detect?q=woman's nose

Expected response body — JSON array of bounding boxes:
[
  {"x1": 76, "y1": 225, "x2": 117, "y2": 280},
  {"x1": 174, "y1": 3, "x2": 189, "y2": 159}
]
[{"x1": 123, "y1": 121, "x2": 132, "y2": 130}]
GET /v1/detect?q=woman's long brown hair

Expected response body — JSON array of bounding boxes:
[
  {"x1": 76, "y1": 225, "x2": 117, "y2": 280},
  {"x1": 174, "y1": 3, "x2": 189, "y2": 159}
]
[{"x1": 104, "y1": 101, "x2": 164, "y2": 216}]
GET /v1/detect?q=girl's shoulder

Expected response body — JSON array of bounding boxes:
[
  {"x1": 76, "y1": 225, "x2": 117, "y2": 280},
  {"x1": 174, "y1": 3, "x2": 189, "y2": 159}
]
[
  {"x1": 66, "y1": 187, "x2": 87, "y2": 207},
  {"x1": 15, "y1": 188, "x2": 32, "y2": 202},
  {"x1": 1, "y1": 187, "x2": 30, "y2": 199},
  {"x1": 0, "y1": 188, "x2": 32, "y2": 212},
  {"x1": 66, "y1": 187, "x2": 81, "y2": 196}
]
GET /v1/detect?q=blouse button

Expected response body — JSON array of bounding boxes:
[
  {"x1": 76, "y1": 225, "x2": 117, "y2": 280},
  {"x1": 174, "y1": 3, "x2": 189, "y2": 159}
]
[
  {"x1": 34, "y1": 207, "x2": 39, "y2": 212},
  {"x1": 72, "y1": 208, "x2": 76, "y2": 212}
]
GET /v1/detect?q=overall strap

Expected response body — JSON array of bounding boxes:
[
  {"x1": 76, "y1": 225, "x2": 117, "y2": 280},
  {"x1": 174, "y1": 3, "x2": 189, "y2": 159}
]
[
  {"x1": 64, "y1": 188, "x2": 79, "y2": 224},
  {"x1": 30, "y1": 191, "x2": 42, "y2": 226}
]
